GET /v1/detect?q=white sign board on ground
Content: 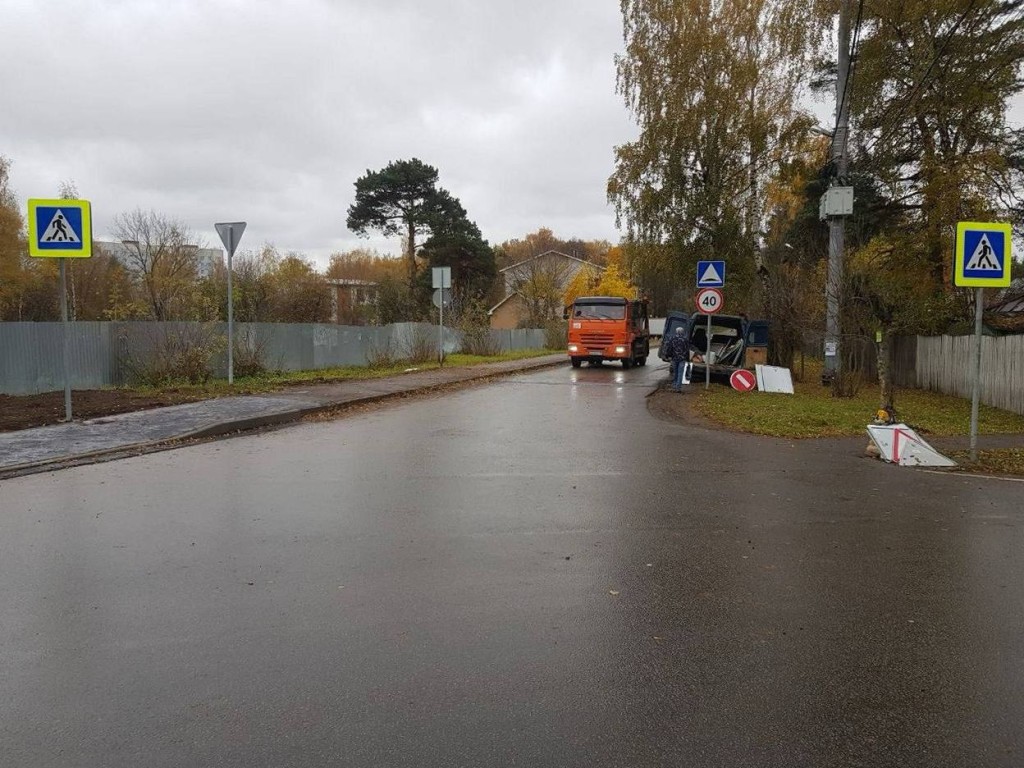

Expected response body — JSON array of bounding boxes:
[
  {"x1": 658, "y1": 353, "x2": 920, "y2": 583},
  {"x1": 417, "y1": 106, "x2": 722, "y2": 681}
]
[
  {"x1": 755, "y1": 365, "x2": 794, "y2": 394},
  {"x1": 867, "y1": 424, "x2": 957, "y2": 467}
]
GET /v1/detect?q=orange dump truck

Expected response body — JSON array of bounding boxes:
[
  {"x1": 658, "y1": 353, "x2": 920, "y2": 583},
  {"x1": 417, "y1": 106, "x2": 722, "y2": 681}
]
[{"x1": 564, "y1": 296, "x2": 650, "y2": 369}]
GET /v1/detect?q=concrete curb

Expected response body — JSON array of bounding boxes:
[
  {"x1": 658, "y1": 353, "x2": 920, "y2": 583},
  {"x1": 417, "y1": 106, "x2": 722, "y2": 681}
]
[{"x1": 0, "y1": 356, "x2": 566, "y2": 479}]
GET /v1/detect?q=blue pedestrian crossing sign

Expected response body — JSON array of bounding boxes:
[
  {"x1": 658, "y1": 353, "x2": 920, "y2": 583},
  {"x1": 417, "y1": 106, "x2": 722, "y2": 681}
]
[
  {"x1": 27, "y1": 199, "x2": 92, "y2": 258},
  {"x1": 697, "y1": 260, "x2": 726, "y2": 288},
  {"x1": 955, "y1": 221, "x2": 1011, "y2": 288}
]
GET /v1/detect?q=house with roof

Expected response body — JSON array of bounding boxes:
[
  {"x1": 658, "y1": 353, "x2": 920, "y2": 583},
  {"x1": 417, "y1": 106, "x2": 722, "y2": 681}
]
[
  {"x1": 488, "y1": 250, "x2": 603, "y2": 329},
  {"x1": 985, "y1": 279, "x2": 1024, "y2": 335}
]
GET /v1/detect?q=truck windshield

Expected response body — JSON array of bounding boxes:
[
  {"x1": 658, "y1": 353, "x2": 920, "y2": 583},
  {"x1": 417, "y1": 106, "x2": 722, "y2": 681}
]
[{"x1": 573, "y1": 303, "x2": 625, "y2": 320}]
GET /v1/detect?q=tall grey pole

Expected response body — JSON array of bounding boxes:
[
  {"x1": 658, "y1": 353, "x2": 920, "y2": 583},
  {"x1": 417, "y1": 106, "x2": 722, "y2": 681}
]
[
  {"x1": 59, "y1": 259, "x2": 72, "y2": 421},
  {"x1": 226, "y1": 225, "x2": 234, "y2": 385},
  {"x1": 215, "y1": 221, "x2": 246, "y2": 384},
  {"x1": 705, "y1": 313, "x2": 712, "y2": 390},
  {"x1": 970, "y1": 287, "x2": 984, "y2": 462},
  {"x1": 825, "y1": 0, "x2": 852, "y2": 380},
  {"x1": 438, "y1": 293, "x2": 444, "y2": 367}
]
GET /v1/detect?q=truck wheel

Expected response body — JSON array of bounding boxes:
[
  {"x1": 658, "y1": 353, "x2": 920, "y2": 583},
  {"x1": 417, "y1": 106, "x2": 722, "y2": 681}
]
[
  {"x1": 637, "y1": 356, "x2": 647, "y2": 367},
  {"x1": 570, "y1": 357, "x2": 582, "y2": 368},
  {"x1": 622, "y1": 357, "x2": 634, "y2": 369}
]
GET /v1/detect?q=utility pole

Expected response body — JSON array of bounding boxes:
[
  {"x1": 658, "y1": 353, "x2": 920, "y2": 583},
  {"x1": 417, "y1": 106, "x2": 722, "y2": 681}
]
[{"x1": 824, "y1": 0, "x2": 853, "y2": 383}]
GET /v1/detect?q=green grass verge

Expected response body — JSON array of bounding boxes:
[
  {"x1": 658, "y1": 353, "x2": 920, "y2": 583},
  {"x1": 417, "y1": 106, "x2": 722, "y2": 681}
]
[
  {"x1": 130, "y1": 349, "x2": 558, "y2": 398},
  {"x1": 693, "y1": 362, "x2": 1024, "y2": 439}
]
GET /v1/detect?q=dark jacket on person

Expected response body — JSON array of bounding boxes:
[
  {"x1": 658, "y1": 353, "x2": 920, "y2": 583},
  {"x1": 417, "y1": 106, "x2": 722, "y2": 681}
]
[{"x1": 666, "y1": 333, "x2": 690, "y2": 362}]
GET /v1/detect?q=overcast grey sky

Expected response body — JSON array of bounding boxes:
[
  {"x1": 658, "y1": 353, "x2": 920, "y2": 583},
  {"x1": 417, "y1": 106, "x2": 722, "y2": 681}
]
[{"x1": 1, "y1": 0, "x2": 639, "y2": 266}]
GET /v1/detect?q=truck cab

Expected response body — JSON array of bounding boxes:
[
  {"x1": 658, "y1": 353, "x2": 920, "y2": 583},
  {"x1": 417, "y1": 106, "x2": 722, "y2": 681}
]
[
  {"x1": 658, "y1": 312, "x2": 769, "y2": 378},
  {"x1": 565, "y1": 297, "x2": 650, "y2": 369}
]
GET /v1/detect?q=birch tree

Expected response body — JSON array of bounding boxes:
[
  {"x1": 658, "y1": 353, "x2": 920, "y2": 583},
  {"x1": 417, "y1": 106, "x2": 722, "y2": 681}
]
[{"x1": 609, "y1": 0, "x2": 829, "y2": 297}]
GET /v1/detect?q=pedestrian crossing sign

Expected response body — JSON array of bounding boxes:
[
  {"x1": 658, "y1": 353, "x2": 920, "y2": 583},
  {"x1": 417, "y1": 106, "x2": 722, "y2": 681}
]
[
  {"x1": 28, "y1": 199, "x2": 92, "y2": 258},
  {"x1": 955, "y1": 221, "x2": 1011, "y2": 287}
]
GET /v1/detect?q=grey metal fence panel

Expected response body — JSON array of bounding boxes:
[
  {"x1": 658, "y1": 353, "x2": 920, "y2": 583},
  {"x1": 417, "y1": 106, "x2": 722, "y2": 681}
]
[
  {"x1": 513, "y1": 329, "x2": 546, "y2": 350},
  {"x1": 110, "y1": 321, "x2": 227, "y2": 383},
  {"x1": 1, "y1": 321, "x2": 550, "y2": 395},
  {"x1": 487, "y1": 328, "x2": 546, "y2": 352},
  {"x1": 71, "y1": 322, "x2": 115, "y2": 388},
  {"x1": 259, "y1": 324, "x2": 305, "y2": 372},
  {"x1": 490, "y1": 329, "x2": 510, "y2": 352},
  {"x1": 0, "y1": 322, "x2": 113, "y2": 395}
]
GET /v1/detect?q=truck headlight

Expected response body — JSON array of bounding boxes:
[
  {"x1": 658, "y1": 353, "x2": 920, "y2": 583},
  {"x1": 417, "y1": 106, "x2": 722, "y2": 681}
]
[
  {"x1": 568, "y1": 344, "x2": 578, "y2": 353},
  {"x1": 615, "y1": 346, "x2": 626, "y2": 354}
]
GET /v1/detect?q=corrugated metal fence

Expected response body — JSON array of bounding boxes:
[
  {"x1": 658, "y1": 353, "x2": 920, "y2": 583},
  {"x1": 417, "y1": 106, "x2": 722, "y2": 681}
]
[
  {"x1": 892, "y1": 334, "x2": 1024, "y2": 415},
  {"x1": 0, "y1": 322, "x2": 548, "y2": 395}
]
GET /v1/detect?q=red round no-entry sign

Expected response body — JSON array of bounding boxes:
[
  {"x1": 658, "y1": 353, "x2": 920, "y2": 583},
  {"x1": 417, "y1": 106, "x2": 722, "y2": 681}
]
[{"x1": 730, "y1": 369, "x2": 756, "y2": 392}]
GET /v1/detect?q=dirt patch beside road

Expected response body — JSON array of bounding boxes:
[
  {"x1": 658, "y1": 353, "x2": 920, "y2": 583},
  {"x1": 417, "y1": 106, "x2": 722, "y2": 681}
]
[
  {"x1": 645, "y1": 382, "x2": 716, "y2": 430},
  {"x1": 0, "y1": 389, "x2": 218, "y2": 432}
]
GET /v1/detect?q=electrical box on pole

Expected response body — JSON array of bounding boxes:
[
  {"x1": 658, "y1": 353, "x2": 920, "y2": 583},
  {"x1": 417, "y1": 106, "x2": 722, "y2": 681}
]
[{"x1": 819, "y1": 187, "x2": 854, "y2": 220}]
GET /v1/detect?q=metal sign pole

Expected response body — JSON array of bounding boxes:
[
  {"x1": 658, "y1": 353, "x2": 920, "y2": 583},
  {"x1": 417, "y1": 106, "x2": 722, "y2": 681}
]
[
  {"x1": 432, "y1": 266, "x2": 451, "y2": 367},
  {"x1": 226, "y1": 225, "x2": 234, "y2": 384},
  {"x1": 215, "y1": 221, "x2": 246, "y2": 384},
  {"x1": 970, "y1": 287, "x2": 984, "y2": 462},
  {"x1": 705, "y1": 313, "x2": 712, "y2": 390},
  {"x1": 59, "y1": 259, "x2": 72, "y2": 421},
  {"x1": 439, "y1": 293, "x2": 444, "y2": 367}
]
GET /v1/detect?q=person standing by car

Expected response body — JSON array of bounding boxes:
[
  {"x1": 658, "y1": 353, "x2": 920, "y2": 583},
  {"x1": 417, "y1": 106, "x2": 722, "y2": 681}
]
[{"x1": 666, "y1": 327, "x2": 691, "y2": 391}]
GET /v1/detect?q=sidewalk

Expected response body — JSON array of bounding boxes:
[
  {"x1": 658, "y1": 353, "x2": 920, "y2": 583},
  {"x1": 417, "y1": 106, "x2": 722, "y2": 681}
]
[{"x1": 0, "y1": 354, "x2": 566, "y2": 476}]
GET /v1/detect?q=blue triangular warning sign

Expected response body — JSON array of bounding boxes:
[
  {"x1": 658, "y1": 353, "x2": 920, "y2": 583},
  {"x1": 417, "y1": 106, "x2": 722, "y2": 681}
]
[{"x1": 697, "y1": 261, "x2": 725, "y2": 287}]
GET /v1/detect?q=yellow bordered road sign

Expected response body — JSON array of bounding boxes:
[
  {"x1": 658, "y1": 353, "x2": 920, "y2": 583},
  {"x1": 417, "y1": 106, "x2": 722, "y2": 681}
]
[
  {"x1": 954, "y1": 221, "x2": 1011, "y2": 288},
  {"x1": 27, "y1": 199, "x2": 92, "y2": 258}
]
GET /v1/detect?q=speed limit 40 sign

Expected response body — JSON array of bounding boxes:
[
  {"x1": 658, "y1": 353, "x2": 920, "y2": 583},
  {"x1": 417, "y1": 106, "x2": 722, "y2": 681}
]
[{"x1": 695, "y1": 287, "x2": 724, "y2": 315}]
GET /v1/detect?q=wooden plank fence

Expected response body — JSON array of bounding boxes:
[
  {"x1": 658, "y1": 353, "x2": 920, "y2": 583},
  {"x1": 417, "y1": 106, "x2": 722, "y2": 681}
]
[{"x1": 892, "y1": 334, "x2": 1024, "y2": 416}]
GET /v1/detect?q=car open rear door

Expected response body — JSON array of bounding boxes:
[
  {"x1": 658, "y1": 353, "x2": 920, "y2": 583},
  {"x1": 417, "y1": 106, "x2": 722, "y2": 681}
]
[{"x1": 744, "y1": 320, "x2": 769, "y2": 368}]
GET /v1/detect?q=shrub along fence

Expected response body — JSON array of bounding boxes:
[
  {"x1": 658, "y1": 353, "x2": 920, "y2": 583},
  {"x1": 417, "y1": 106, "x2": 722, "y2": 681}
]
[
  {"x1": 892, "y1": 334, "x2": 1024, "y2": 416},
  {"x1": 0, "y1": 322, "x2": 548, "y2": 396}
]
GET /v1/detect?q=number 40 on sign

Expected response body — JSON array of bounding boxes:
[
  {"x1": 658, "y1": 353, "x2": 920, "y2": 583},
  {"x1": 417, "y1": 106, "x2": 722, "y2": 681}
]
[{"x1": 695, "y1": 287, "x2": 724, "y2": 315}]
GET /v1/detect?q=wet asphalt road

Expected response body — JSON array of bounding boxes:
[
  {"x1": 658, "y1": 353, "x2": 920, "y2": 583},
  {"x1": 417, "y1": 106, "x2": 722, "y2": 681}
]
[{"x1": 1, "y1": 361, "x2": 1023, "y2": 767}]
